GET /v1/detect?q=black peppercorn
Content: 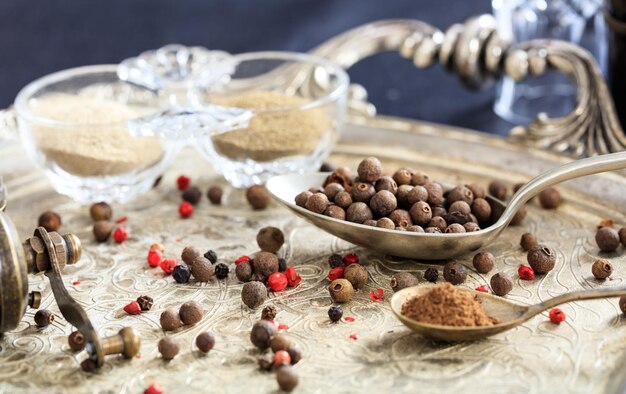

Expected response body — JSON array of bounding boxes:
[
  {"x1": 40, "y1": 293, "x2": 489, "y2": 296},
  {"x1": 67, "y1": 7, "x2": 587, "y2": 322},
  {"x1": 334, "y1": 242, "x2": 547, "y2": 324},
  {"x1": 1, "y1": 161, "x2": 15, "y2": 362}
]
[
  {"x1": 471, "y1": 198, "x2": 492, "y2": 223},
  {"x1": 172, "y1": 264, "x2": 191, "y2": 283},
  {"x1": 334, "y1": 191, "x2": 353, "y2": 209},
  {"x1": 305, "y1": 192, "x2": 330, "y2": 214},
  {"x1": 182, "y1": 186, "x2": 202, "y2": 205},
  {"x1": 357, "y1": 157, "x2": 383, "y2": 182},
  {"x1": 443, "y1": 260, "x2": 468, "y2": 285},
  {"x1": 242, "y1": 281, "x2": 268, "y2": 309},
  {"x1": 351, "y1": 182, "x2": 376, "y2": 203},
  {"x1": 38, "y1": 211, "x2": 61, "y2": 232},
  {"x1": 257, "y1": 227, "x2": 285, "y2": 253},
  {"x1": 276, "y1": 365, "x2": 299, "y2": 392},
  {"x1": 93, "y1": 220, "x2": 113, "y2": 242},
  {"x1": 34, "y1": 309, "x2": 54, "y2": 328},
  {"x1": 68, "y1": 331, "x2": 85, "y2": 351},
  {"x1": 207, "y1": 185, "x2": 223, "y2": 205},
  {"x1": 423, "y1": 267, "x2": 438, "y2": 283},
  {"x1": 214, "y1": 263, "x2": 230, "y2": 280},
  {"x1": 196, "y1": 331, "x2": 215, "y2": 353},
  {"x1": 375, "y1": 176, "x2": 398, "y2": 195},
  {"x1": 538, "y1": 188, "x2": 562, "y2": 209},
  {"x1": 592, "y1": 259, "x2": 613, "y2": 279},
  {"x1": 328, "y1": 254, "x2": 345, "y2": 268},
  {"x1": 89, "y1": 202, "x2": 112, "y2": 222},
  {"x1": 488, "y1": 181, "x2": 508, "y2": 200},
  {"x1": 472, "y1": 252, "x2": 495, "y2": 274},
  {"x1": 261, "y1": 305, "x2": 277, "y2": 320},
  {"x1": 204, "y1": 249, "x2": 218, "y2": 264},
  {"x1": 527, "y1": 245, "x2": 556, "y2": 274},
  {"x1": 246, "y1": 185, "x2": 271, "y2": 210},
  {"x1": 136, "y1": 295, "x2": 153, "y2": 311},
  {"x1": 376, "y1": 217, "x2": 395, "y2": 229},
  {"x1": 328, "y1": 306, "x2": 343, "y2": 322},
  {"x1": 409, "y1": 201, "x2": 432, "y2": 226},
  {"x1": 278, "y1": 258, "x2": 287, "y2": 272},
  {"x1": 447, "y1": 185, "x2": 474, "y2": 205},
  {"x1": 346, "y1": 202, "x2": 373, "y2": 224},
  {"x1": 490, "y1": 272, "x2": 513, "y2": 296},
  {"x1": 520, "y1": 233, "x2": 538, "y2": 251},
  {"x1": 295, "y1": 191, "x2": 312, "y2": 208},
  {"x1": 250, "y1": 319, "x2": 278, "y2": 350},
  {"x1": 344, "y1": 263, "x2": 368, "y2": 289},
  {"x1": 392, "y1": 168, "x2": 413, "y2": 186},
  {"x1": 390, "y1": 272, "x2": 418, "y2": 292},
  {"x1": 324, "y1": 183, "x2": 344, "y2": 201},
  {"x1": 596, "y1": 227, "x2": 620, "y2": 252},
  {"x1": 370, "y1": 190, "x2": 397, "y2": 217}
]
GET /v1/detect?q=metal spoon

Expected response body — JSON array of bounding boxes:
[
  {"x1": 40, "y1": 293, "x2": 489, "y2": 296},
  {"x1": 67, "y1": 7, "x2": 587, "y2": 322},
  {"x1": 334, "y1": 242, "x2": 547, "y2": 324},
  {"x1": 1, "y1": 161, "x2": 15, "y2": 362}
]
[
  {"x1": 266, "y1": 151, "x2": 626, "y2": 260},
  {"x1": 390, "y1": 284, "x2": 626, "y2": 342}
]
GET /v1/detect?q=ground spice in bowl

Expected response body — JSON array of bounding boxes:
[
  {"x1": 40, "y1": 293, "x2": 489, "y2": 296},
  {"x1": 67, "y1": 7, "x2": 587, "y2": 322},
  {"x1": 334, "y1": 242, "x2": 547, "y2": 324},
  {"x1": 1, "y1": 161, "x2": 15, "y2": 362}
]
[
  {"x1": 401, "y1": 283, "x2": 498, "y2": 327},
  {"x1": 210, "y1": 91, "x2": 332, "y2": 162}
]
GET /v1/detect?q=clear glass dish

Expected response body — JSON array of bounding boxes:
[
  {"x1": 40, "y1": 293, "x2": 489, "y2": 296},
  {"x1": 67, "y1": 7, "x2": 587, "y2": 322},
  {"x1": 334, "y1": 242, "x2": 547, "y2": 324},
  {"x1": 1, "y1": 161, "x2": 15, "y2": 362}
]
[{"x1": 14, "y1": 65, "x2": 174, "y2": 203}]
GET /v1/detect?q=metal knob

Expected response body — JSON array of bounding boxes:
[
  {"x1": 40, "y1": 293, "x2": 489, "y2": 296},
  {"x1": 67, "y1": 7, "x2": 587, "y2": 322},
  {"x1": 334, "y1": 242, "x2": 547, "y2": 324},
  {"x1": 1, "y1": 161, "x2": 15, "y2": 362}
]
[{"x1": 100, "y1": 327, "x2": 141, "y2": 359}]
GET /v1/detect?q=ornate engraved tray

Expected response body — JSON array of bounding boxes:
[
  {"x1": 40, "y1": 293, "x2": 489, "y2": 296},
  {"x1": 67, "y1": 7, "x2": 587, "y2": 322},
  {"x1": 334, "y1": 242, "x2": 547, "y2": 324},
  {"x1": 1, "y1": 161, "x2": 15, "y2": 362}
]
[{"x1": 2, "y1": 114, "x2": 626, "y2": 394}]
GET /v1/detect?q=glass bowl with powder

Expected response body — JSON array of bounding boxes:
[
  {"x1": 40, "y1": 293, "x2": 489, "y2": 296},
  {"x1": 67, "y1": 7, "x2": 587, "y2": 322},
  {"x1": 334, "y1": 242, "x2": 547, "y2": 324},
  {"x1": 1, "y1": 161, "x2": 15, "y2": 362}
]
[
  {"x1": 197, "y1": 51, "x2": 349, "y2": 187},
  {"x1": 14, "y1": 65, "x2": 175, "y2": 203}
]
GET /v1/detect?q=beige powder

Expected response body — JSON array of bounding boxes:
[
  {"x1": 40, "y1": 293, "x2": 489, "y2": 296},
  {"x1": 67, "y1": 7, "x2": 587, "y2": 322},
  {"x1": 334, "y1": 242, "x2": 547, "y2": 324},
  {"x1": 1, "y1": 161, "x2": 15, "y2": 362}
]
[
  {"x1": 29, "y1": 95, "x2": 163, "y2": 177},
  {"x1": 210, "y1": 91, "x2": 332, "y2": 162}
]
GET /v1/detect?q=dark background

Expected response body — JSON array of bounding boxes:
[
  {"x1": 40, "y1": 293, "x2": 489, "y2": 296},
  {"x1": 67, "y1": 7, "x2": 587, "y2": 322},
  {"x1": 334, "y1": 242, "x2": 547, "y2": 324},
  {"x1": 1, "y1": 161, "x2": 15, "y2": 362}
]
[{"x1": 0, "y1": 0, "x2": 515, "y2": 134}]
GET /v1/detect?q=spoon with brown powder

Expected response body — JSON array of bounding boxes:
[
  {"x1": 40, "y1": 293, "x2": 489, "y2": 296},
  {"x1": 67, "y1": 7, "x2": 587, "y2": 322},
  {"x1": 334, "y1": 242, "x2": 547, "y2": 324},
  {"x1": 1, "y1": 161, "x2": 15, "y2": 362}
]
[{"x1": 391, "y1": 284, "x2": 626, "y2": 342}]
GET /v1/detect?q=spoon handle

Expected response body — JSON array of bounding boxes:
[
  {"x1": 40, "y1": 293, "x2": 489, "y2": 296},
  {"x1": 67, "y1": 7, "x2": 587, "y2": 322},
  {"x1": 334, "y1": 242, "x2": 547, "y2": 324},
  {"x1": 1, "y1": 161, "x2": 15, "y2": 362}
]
[
  {"x1": 499, "y1": 151, "x2": 626, "y2": 227},
  {"x1": 525, "y1": 286, "x2": 626, "y2": 318}
]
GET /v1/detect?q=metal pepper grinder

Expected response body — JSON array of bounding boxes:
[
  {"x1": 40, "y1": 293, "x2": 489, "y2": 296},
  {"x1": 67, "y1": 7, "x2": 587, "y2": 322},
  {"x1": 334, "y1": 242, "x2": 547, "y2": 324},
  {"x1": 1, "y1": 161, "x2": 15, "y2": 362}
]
[{"x1": 0, "y1": 180, "x2": 140, "y2": 370}]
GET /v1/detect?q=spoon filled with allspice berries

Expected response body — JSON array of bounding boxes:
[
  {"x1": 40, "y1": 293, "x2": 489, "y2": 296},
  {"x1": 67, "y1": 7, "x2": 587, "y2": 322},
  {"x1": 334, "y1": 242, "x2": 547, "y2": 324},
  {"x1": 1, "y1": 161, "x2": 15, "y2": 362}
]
[{"x1": 267, "y1": 152, "x2": 626, "y2": 260}]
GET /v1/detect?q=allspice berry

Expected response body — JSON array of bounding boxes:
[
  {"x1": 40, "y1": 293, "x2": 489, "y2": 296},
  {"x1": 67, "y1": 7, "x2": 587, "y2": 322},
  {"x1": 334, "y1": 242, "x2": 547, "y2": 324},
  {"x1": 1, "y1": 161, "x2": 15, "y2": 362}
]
[
  {"x1": 191, "y1": 256, "x2": 215, "y2": 282},
  {"x1": 196, "y1": 331, "x2": 216, "y2": 353},
  {"x1": 235, "y1": 261, "x2": 253, "y2": 282},
  {"x1": 254, "y1": 252, "x2": 279, "y2": 278},
  {"x1": 471, "y1": 198, "x2": 491, "y2": 223},
  {"x1": 488, "y1": 181, "x2": 507, "y2": 200},
  {"x1": 324, "y1": 183, "x2": 344, "y2": 201},
  {"x1": 257, "y1": 226, "x2": 285, "y2": 253},
  {"x1": 68, "y1": 331, "x2": 85, "y2": 351},
  {"x1": 179, "y1": 301, "x2": 203, "y2": 325},
  {"x1": 250, "y1": 319, "x2": 277, "y2": 350},
  {"x1": 182, "y1": 186, "x2": 202, "y2": 205},
  {"x1": 619, "y1": 296, "x2": 626, "y2": 315},
  {"x1": 34, "y1": 309, "x2": 54, "y2": 328},
  {"x1": 376, "y1": 176, "x2": 398, "y2": 194},
  {"x1": 246, "y1": 185, "x2": 271, "y2": 210},
  {"x1": 38, "y1": 211, "x2": 61, "y2": 232},
  {"x1": 158, "y1": 337, "x2": 180, "y2": 360},
  {"x1": 328, "y1": 279, "x2": 355, "y2": 303},
  {"x1": 390, "y1": 272, "x2": 418, "y2": 292},
  {"x1": 346, "y1": 202, "x2": 373, "y2": 224},
  {"x1": 160, "y1": 308, "x2": 182, "y2": 331},
  {"x1": 276, "y1": 365, "x2": 299, "y2": 392},
  {"x1": 619, "y1": 227, "x2": 626, "y2": 247},
  {"x1": 286, "y1": 343, "x2": 302, "y2": 365},
  {"x1": 538, "y1": 188, "x2": 561, "y2": 209},
  {"x1": 181, "y1": 246, "x2": 202, "y2": 265},
  {"x1": 305, "y1": 192, "x2": 330, "y2": 214},
  {"x1": 344, "y1": 263, "x2": 368, "y2": 289},
  {"x1": 527, "y1": 245, "x2": 556, "y2": 274},
  {"x1": 369, "y1": 190, "x2": 397, "y2": 217},
  {"x1": 242, "y1": 281, "x2": 268, "y2": 309},
  {"x1": 207, "y1": 185, "x2": 223, "y2": 205},
  {"x1": 351, "y1": 182, "x2": 375, "y2": 203},
  {"x1": 269, "y1": 333, "x2": 292, "y2": 352},
  {"x1": 447, "y1": 185, "x2": 474, "y2": 205},
  {"x1": 409, "y1": 201, "x2": 432, "y2": 226},
  {"x1": 596, "y1": 227, "x2": 620, "y2": 252},
  {"x1": 392, "y1": 168, "x2": 412, "y2": 186},
  {"x1": 334, "y1": 191, "x2": 352, "y2": 209},
  {"x1": 294, "y1": 191, "x2": 312, "y2": 208},
  {"x1": 357, "y1": 157, "x2": 383, "y2": 182},
  {"x1": 93, "y1": 220, "x2": 113, "y2": 242},
  {"x1": 472, "y1": 252, "x2": 495, "y2": 274},
  {"x1": 520, "y1": 233, "x2": 538, "y2": 251},
  {"x1": 490, "y1": 272, "x2": 513, "y2": 296},
  {"x1": 592, "y1": 259, "x2": 613, "y2": 279},
  {"x1": 443, "y1": 260, "x2": 467, "y2": 285},
  {"x1": 89, "y1": 202, "x2": 112, "y2": 222}
]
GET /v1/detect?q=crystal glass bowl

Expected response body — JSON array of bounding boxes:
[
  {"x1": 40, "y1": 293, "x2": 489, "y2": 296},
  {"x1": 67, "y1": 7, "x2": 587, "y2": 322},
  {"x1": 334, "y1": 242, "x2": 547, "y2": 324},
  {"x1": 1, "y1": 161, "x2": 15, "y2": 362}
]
[
  {"x1": 196, "y1": 51, "x2": 349, "y2": 187},
  {"x1": 14, "y1": 65, "x2": 174, "y2": 203}
]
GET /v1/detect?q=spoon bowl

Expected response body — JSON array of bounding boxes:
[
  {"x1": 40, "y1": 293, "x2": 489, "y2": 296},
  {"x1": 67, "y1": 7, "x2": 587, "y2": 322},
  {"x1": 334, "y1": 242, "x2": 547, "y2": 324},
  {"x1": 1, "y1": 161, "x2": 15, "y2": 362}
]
[
  {"x1": 390, "y1": 284, "x2": 626, "y2": 342},
  {"x1": 266, "y1": 151, "x2": 626, "y2": 260}
]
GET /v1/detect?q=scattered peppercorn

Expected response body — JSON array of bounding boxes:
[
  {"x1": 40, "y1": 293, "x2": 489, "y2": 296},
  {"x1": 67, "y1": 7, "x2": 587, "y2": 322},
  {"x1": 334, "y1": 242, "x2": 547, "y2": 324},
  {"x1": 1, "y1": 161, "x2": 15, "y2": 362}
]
[
  {"x1": 619, "y1": 296, "x2": 626, "y2": 315},
  {"x1": 518, "y1": 265, "x2": 535, "y2": 280},
  {"x1": 423, "y1": 267, "x2": 438, "y2": 283},
  {"x1": 549, "y1": 308, "x2": 566, "y2": 324},
  {"x1": 207, "y1": 185, "x2": 223, "y2": 205},
  {"x1": 268, "y1": 272, "x2": 289, "y2": 292},
  {"x1": 38, "y1": 211, "x2": 61, "y2": 232},
  {"x1": 490, "y1": 272, "x2": 513, "y2": 296},
  {"x1": 34, "y1": 309, "x2": 54, "y2": 328},
  {"x1": 247, "y1": 185, "x2": 272, "y2": 210},
  {"x1": 592, "y1": 259, "x2": 614, "y2": 279},
  {"x1": 160, "y1": 259, "x2": 177, "y2": 274},
  {"x1": 113, "y1": 227, "x2": 128, "y2": 243},
  {"x1": 261, "y1": 305, "x2": 277, "y2": 321},
  {"x1": 68, "y1": 331, "x2": 85, "y2": 351},
  {"x1": 443, "y1": 260, "x2": 468, "y2": 285},
  {"x1": 191, "y1": 256, "x2": 215, "y2": 281},
  {"x1": 93, "y1": 220, "x2": 113, "y2": 242},
  {"x1": 89, "y1": 202, "x2": 113, "y2": 221},
  {"x1": 258, "y1": 354, "x2": 274, "y2": 371},
  {"x1": 619, "y1": 227, "x2": 626, "y2": 247},
  {"x1": 328, "y1": 279, "x2": 355, "y2": 303},
  {"x1": 488, "y1": 181, "x2": 507, "y2": 200},
  {"x1": 273, "y1": 350, "x2": 292, "y2": 367},
  {"x1": 179, "y1": 301, "x2": 203, "y2": 325},
  {"x1": 269, "y1": 333, "x2": 292, "y2": 352},
  {"x1": 236, "y1": 261, "x2": 253, "y2": 282},
  {"x1": 357, "y1": 157, "x2": 383, "y2": 182},
  {"x1": 254, "y1": 252, "x2": 279, "y2": 278},
  {"x1": 286, "y1": 343, "x2": 302, "y2": 365},
  {"x1": 596, "y1": 227, "x2": 620, "y2": 252},
  {"x1": 182, "y1": 186, "x2": 202, "y2": 205},
  {"x1": 136, "y1": 295, "x2": 153, "y2": 311},
  {"x1": 538, "y1": 188, "x2": 562, "y2": 209},
  {"x1": 328, "y1": 306, "x2": 343, "y2": 322},
  {"x1": 196, "y1": 331, "x2": 215, "y2": 353},
  {"x1": 257, "y1": 227, "x2": 285, "y2": 253},
  {"x1": 527, "y1": 245, "x2": 556, "y2": 274},
  {"x1": 203, "y1": 249, "x2": 218, "y2": 264},
  {"x1": 179, "y1": 201, "x2": 193, "y2": 218},
  {"x1": 181, "y1": 246, "x2": 201, "y2": 265},
  {"x1": 242, "y1": 281, "x2": 268, "y2": 309},
  {"x1": 123, "y1": 301, "x2": 142, "y2": 315},
  {"x1": 278, "y1": 258, "x2": 287, "y2": 273},
  {"x1": 176, "y1": 175, "x2": 191, "y2": 190},
  {"x1": 250, "y1": 320, "x2": 278, "y2": 350},
  {"x1": 160, "y1": 308, "x2": 182, "y2": 331},
  {"x1": 158, "y1": 337, "x2": 180, "y2": 360},
  {"x1": 390, "y1": 272, "x2": 419, "y2": 292},
  {"x1": 344, "y1": 263, "x2": 368, "y2": 290},
  {"x1": 213, "y1": 263, "x2": 228, "y2": 280},
  {"x1": 276, "y1": 365, "x2": 299, "y2": 392},
  {"x1": 172, "y1": 264, "x2": 191, "y2": 283},
  {"x1": 144, "y1": 383, "x2": 163, "y2": 394},
  {"x1": 520, "y1": 233, "x2": 538, "y2": 251},
  {"x1": 472, "y1": 252, "x2": 495, "y2": 274}
]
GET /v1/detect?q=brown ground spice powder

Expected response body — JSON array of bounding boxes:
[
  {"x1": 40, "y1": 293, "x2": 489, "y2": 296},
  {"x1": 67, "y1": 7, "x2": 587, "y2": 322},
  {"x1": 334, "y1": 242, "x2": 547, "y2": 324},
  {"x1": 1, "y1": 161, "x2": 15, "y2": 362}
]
[{"x1": 401, "y1": 283, "x2": 498, "y2": 327}]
